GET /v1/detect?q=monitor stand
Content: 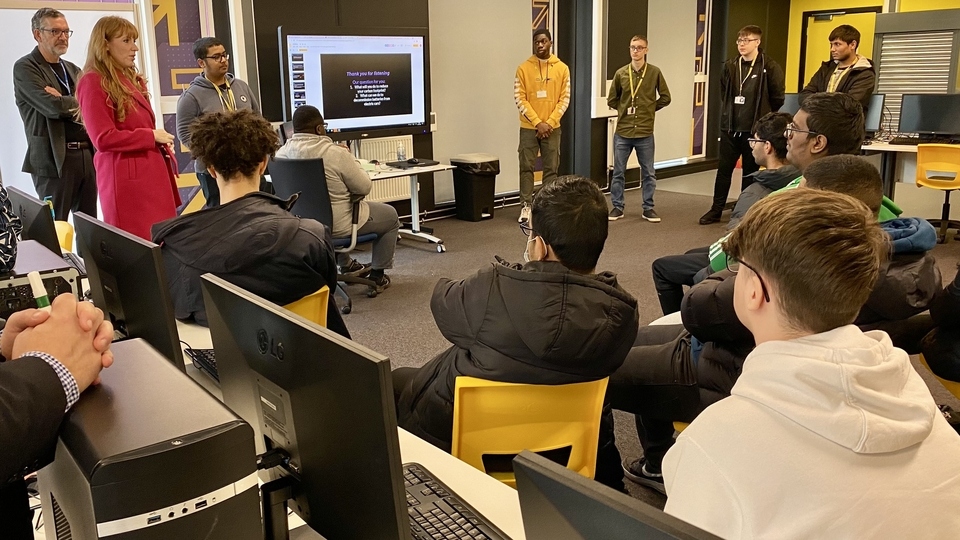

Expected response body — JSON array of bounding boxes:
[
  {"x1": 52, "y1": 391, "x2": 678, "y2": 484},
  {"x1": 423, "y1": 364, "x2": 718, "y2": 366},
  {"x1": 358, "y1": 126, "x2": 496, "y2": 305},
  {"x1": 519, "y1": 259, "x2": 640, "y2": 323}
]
[{"x1": 261, "y1": 476, "x2": 325, "y2": 540}]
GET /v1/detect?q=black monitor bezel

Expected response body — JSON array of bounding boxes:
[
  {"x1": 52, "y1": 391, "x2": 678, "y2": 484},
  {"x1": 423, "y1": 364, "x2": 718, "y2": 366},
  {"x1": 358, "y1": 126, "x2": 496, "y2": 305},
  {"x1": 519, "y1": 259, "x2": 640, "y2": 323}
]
[
  {"x1": 6, "y1": 186, "x2": 63, "y2": 256},
  {"x1": 898, "y1": 93, "x2": 960, "y2": 135}
]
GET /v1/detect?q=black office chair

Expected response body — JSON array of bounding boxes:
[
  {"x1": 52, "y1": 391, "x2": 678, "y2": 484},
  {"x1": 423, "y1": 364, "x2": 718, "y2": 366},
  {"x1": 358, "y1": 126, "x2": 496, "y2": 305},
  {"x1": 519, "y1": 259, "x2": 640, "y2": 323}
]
[{"x1": 268, "y1": 157, "x2": 380, "y2": 314}]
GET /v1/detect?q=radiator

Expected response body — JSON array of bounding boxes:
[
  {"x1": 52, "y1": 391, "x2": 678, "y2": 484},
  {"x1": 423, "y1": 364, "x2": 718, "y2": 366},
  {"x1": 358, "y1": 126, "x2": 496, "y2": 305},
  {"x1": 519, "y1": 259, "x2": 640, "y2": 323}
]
[{"x1": 359, "y1": 136, "x2": 413, "y2": 203}]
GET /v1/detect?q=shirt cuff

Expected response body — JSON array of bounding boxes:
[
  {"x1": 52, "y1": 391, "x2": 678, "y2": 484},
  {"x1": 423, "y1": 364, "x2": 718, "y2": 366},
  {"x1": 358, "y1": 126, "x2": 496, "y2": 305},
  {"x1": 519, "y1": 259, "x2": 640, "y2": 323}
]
[{"x1": 22, "y1": 351, "x2": 79, "y2": 412}]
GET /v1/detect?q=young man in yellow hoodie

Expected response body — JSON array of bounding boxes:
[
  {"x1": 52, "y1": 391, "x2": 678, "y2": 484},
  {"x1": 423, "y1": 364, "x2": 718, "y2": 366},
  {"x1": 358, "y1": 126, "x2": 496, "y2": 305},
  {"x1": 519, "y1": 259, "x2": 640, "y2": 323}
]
[{"x1": 515, "y1": 29, "x2": 571, "y2": 223}]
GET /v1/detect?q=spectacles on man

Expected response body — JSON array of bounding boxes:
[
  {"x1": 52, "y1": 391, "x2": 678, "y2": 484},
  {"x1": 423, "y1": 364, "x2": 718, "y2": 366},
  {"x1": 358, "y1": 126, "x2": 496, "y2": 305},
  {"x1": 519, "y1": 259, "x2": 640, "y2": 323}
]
[
  {"x1": 629, "y1": 45, "x2": 647, "y2": 52},
  {"x1": 205, "y1": 53, "x2": 230, "y2": 62},
  {"x1": 747, "y1": 138, "x2": 767, "y2": 148},
  {"x1": 736, "y1": 38, "x2": 759, "y2": 45},
  {"x1": 40, "y1": 28, "x2": 73, "y2": 38},
  {"x1": 784, "y1": 123, "x2": 819, "y2": 138},
  {"x1": 726, "y1": 257, "x2": 770, "y2": 303},
  {"x1": 519, "y1": 222, "x2": 536, "y2": 238}
]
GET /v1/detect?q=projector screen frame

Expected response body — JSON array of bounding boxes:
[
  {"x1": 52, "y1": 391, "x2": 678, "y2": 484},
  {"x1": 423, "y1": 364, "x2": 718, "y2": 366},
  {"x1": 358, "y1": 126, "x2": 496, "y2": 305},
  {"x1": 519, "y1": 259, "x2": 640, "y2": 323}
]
[{"x1": 278, "y1": 25, "x2": 432, "y2": 142}]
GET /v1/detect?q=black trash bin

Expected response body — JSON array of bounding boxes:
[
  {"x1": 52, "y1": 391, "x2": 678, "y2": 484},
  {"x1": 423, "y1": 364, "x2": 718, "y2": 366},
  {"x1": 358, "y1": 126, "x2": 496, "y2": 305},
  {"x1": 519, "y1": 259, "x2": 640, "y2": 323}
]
[{"x1": 451, "y1": 153, "x2": 500, "y2": 221}]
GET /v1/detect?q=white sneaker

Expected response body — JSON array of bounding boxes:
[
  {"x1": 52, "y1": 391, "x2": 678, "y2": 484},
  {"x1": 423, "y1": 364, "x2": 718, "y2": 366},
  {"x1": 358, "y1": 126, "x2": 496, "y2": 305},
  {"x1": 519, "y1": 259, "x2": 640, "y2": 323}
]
[{"x1": 519, "y1": 204, "x2": 531, "y2": 223}]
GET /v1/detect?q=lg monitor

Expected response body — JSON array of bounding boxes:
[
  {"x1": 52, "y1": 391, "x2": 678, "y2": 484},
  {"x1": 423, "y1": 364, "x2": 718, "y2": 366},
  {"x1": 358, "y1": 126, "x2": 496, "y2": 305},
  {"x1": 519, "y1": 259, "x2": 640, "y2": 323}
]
[
  {"x1": 898, "y1": 93, "x2": 960, "y2": 135},
  {"x1": 781, "y1": 93, "x2": 801, "y2": 116},
  {"x1": 781, "y1": 93, "x2": 883, "y2": 132},
  {"x1": 7, "y1": 186, "x2": 63, "y2": 256},
  {"x1": 74, "y1": 213, "x2": 183, "y2": 370},
  {"x1": 514, "y1": 451, "x2": 721, "y2": 540},
  {"x1": 279, "y1": 27, "x2": 431, "y2": 141}
]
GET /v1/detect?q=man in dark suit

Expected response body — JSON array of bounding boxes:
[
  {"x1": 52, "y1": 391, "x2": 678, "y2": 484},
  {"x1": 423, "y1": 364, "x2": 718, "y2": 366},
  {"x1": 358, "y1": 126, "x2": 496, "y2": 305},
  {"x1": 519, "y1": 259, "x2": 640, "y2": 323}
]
[
  {"x1": 0, "y1": 295, "x2": 115, "y2": 537},
  {"x1": 13, "y1": 8, "x2": 97, "y2": 221}
]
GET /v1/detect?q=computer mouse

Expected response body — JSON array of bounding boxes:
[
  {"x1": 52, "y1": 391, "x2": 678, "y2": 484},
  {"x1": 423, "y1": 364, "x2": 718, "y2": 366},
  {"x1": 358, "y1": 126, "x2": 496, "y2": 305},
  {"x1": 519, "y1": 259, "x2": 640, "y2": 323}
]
[{"x1": 407, "y1": 158, "x2": 420, "y2": 165}]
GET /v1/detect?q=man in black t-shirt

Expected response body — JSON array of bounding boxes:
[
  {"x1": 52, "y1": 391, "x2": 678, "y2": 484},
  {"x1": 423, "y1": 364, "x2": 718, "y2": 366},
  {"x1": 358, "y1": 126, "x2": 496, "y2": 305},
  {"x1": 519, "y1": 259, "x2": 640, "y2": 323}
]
[
  {"x1": 13, "y1": 8, "x2": 97, "y2": 221},
  {"x1": 700, "y1": 25, "x2": 784, "y2": 225}
]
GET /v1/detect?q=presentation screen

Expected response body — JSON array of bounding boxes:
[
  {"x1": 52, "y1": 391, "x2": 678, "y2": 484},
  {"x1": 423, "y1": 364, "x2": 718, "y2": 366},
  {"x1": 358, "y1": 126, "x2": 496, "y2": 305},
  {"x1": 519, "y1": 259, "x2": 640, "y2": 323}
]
[{"x1": 283, "y1": 32, "x2": 429, "y2": 140}]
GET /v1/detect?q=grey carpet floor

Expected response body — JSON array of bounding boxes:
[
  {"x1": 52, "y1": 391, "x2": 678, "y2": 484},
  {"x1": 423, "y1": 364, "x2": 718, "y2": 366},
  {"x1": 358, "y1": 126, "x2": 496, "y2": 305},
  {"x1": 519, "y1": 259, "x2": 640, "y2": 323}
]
[{"x1": 341, "y1": 186, "x2": 960, "y2": 509}]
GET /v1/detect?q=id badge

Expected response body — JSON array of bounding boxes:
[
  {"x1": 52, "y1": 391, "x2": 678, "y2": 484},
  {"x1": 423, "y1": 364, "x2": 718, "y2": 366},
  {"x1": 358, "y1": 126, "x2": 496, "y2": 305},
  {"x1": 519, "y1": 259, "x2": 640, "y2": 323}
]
[
  {"x1": 536, "y1": 90, "x2": 548, "y2": 99},
  {"x1": 627, "y1": 106, "x2": 636, "y2": 115},
  {"x1": 734, "y1": 95, "x2": 746, "y2": 105}
]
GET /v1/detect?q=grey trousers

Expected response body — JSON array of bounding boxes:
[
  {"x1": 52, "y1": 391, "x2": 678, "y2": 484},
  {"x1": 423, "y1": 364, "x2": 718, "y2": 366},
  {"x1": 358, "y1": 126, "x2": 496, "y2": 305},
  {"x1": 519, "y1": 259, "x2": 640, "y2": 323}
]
[
  {"x1": 518, "y1": 126, "x2": 562, "y2": 204},
  {"x1": 336, "y1": 201, "x2": 400, "y2": 270},
  {"x1": 31, "y1": 147, "x2": 98, "y2": 221}
]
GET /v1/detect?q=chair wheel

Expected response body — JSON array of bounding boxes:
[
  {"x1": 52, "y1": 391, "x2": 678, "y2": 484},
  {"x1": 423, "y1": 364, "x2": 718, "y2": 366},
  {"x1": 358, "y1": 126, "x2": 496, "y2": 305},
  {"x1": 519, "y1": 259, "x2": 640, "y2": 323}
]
[
  {"x1": 367, "y1": 289, "x2": 378, "y2": 298},
  {"x1": 341, "y1": 305, "x2": 351, "y2": 314},
  {"x1": 437, "y1": 244, "x2": 446, "y2": 253}
]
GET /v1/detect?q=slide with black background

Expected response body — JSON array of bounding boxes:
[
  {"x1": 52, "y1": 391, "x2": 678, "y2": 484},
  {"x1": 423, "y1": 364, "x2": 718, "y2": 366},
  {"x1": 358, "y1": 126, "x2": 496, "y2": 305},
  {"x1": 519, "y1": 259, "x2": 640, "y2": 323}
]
[{"x1": 321, "y1": 54, "x2": 413, "y2": 120}]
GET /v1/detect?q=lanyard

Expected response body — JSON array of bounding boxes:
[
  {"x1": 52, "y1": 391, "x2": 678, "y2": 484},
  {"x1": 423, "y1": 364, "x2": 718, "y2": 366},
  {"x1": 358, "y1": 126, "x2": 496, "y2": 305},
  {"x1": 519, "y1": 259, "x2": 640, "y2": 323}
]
[
  {"x1": 827, "y1": 64, "x2": 852, "y2": 93},
  {"x1": 628, "y1": 62, "x2": 648, "y2": 105},
  {"x1": 50, "y1": 61, "x2": 70, "y2": 95},
  {"x1": 738, "y1": 55, "x2": 757, "y2": 96},
  {"x1": 538, "y1": 60, "x2": 550, "y2": 87},
  {"x1": 212, "y1": 78, "x2": 236, "y2": 111}
]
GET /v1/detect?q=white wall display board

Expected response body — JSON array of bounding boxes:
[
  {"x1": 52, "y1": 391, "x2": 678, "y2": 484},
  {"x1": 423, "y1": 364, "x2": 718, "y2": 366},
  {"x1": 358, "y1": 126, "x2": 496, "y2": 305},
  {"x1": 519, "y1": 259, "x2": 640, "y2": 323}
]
[{"x1": 0, "y1": 7, "x2": 136, "y2": 198}]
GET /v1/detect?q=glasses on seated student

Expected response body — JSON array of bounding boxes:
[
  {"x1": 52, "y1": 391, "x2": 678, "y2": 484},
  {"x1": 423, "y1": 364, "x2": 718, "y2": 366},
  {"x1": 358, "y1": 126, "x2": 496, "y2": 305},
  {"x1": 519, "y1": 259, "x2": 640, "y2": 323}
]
[
  {"x1": 519, "y1": 222, "x2": 536, "y2": 238},
  {"x1": 747, "y1": 138, "x2": 767, "y2": 148},
  {"x1": 784, "y1": 123, "x2": 819, "y2": 138},
  {"x1": 726, "y1": 257, "x2": 770, "y2": 303}
]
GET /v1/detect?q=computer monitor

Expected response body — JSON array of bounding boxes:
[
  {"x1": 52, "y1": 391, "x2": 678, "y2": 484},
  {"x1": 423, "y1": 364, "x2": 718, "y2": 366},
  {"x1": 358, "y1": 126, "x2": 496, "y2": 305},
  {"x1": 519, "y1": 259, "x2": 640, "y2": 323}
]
[
  {"x1": 201, "y1": 274, "x2": 409, "y2": 540},
  {"x1": 74, "y1": 213, "x2": 183, "y2": 370},
  {"x1": 514, "y1": 451, "x2": 721, "y2": 540},
  {"x1": 279, "y1": 27, "x2": 431, "y2": 141},
  {"x1": 898, "y1": 93, "x2": 960, "y2": 135},
  {"x1": 6, "y1": 186, "x2": 62, "y2": 256},
  {"x1": 865, "y1": 93, "x2": 885, "y2": 133},
  {"x1": 781, "y1": 93, "x2": 801, "y2": 116}
]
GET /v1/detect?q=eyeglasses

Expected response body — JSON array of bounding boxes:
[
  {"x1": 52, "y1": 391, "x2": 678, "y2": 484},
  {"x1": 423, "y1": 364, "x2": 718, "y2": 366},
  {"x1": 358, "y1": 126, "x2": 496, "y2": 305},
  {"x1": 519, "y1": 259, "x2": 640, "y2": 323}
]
[
  {"x1": 736, "y1": 38, "x2": 759, "y2": 45},
  {"x1": 205, "y1": 53, "x2": 230, "y2": 62},
  {"x1": 747, "y1": 138, "x2": 767, "y2": 148},
  {"x1": 629, "y1": 45, "x2": 647, "y2": 52},
  {"x1": 726, "y1": 257, "x2": 770, "y2": 303},
  {"x1": 519, "y1": 222, "x2": 536, "y2": 238},
  {"x1": 784, "y1": 123, "x2": 819, "y2": 138},
  {"x1": 40, "y1": 28, "x2": 73, "y2": 38}
]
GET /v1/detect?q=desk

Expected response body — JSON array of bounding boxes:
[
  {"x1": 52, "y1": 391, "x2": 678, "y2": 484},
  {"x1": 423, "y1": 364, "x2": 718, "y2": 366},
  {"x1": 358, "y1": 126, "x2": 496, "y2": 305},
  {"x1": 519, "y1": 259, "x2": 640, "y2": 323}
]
[
  {"x1": 175, "y1": 321, "x2": 526, "y2": 539},
  {"x1": 371, "y1": 164, "x2": 456, "y2": 253},
  {"x1": 861, "y1": 142, "x2": 919, "y2": 200}
]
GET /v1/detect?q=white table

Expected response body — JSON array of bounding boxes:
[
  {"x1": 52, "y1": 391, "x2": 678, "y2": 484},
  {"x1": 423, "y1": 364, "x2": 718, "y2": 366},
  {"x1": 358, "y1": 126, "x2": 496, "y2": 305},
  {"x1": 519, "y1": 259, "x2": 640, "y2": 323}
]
[
  {"x1": 176, "y1": 321, "x2": 526, "y2": 539},
  {"x1": 370, "y1": 163, "x2": 456, "y2": 253},
  {"x1": 861, "y1": 142, "x2": 919, "y2": 200}
]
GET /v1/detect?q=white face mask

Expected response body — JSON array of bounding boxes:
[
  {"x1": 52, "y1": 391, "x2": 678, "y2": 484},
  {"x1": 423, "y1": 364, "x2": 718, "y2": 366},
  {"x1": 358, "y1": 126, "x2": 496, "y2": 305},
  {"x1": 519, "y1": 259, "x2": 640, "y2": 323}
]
[{"x1": 523, "y1": 236, "x2": 538, "y2": 263}]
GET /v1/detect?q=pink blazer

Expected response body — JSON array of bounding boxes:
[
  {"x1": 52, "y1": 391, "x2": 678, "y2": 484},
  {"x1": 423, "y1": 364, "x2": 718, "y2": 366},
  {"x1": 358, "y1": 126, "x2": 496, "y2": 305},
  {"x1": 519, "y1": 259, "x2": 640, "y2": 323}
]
[{"x1": 76, "y1": 72, "x2": 180, "y2": 240}]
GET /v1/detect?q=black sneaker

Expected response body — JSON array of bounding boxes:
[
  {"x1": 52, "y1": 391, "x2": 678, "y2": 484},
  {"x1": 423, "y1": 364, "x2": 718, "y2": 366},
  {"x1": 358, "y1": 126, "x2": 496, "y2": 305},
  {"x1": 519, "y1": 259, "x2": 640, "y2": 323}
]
[
  {"x1": 698, "y1": 208, "x2": 722, "y2": 225},
  {"x1": 608, "y1": 208, "x2": 624, "y2": 221},
  {"x1": 371, "y1": 273, "x2": 391, "y2": 293},
  {"x1": 642, "y1": 209, "x2": 661, "y2": 223},
  {"x1": 622, "y1": 457, "x2": 666, "y2": 495},
  {"x1": 340, "y1": 259, "x2": 371, "y2": 276}
]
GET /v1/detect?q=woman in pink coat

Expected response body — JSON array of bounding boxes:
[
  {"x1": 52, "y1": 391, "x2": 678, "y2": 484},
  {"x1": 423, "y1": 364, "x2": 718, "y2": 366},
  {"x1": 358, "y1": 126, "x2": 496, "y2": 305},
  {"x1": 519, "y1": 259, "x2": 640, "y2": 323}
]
[{"x1": 76, "y1": 16, "x2": 180, "y2": 240}]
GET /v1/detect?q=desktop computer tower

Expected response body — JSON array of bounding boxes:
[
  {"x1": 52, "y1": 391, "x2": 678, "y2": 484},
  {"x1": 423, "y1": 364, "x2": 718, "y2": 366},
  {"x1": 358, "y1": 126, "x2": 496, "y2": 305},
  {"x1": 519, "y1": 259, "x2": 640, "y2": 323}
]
[
  {"x1": 38, "y1": 339, "x2": 261, "y2": 539},
  {"x1": 0, "y1": 240, "x2": 80, "y2": 320}
]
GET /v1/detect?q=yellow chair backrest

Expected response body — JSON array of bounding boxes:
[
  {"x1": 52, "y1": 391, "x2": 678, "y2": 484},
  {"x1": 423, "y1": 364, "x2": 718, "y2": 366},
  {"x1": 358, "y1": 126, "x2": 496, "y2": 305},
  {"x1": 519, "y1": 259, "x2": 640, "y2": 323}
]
[
  {"x1": 919, "y1": 353, "x2": 960, "y2": 401},
  {"x1": 451, "y1": 376, "x2": 608, "y2": 488},
  {"x1": 54, "y1": 221, "x2": 74, "y2": 253},
  {"x1": 282, "y1": 286, "x2": 329, "y2": 327},
  {"x1": 916, "y1": 144, "x2": 960, "y2": 188}
]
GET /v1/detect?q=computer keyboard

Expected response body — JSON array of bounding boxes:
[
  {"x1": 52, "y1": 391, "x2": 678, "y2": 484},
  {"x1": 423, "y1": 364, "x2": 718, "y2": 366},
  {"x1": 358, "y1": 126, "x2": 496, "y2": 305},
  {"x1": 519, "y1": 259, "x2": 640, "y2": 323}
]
[
  {"x1": 185, "y1": 347, "x2": 218, "y2": 381},
  {"x1": 403, "y1": 463, "x2": 507, "y2": 540},
  {"x1": 887, "y1": 136, "x2": 960, "y2": 146}
]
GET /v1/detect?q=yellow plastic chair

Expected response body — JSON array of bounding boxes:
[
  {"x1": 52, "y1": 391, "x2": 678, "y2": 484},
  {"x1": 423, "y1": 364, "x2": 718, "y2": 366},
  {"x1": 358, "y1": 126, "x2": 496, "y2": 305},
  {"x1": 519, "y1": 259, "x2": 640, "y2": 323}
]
[
  {"x1": 54, "y1": 221, "x2": 73, "y2": 253},
  {"x1": 916, "y1": 144, "x2": 960, "y2": 243},
  {"x1": 673, "y1": 422, "x2": 690, "y2": 433},
  {"x1": 282, "y1": 286, "x2": 329, "y2": 327},
  {"x1": 450, "y1": 376, "x2": 608, "y2": 488},
  {"x1": 919, "y1": 354, "x2": 960, "y2": 401}
]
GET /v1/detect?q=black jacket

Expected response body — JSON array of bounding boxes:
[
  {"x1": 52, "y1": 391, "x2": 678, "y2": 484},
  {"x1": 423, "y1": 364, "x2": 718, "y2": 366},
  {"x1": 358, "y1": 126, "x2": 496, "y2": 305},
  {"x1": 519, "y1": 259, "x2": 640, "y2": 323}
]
[
  {"x1": 922, "y1": 265, "x2": 960, "y2": 381},
  {"x1": 396, "y1": 260, "x2": 639, "y2": 450},
  {"x1": 0, "y1": 357, "x2": 66, "y2": 486},
  {"x1": 719, "y1": 51, "x2": 785, "y2": 133},
  {"x1": 799, "y1": 57, "x2": 877, "y2": 113},
  {"x1": 683, "y1": 244, "x2": 941, "y2": 408},
  {"x1": 151, "y1": 192, "x2": 349, "y2": 337},
  {"x1": 14, "y1": 47, "x2": 85, "y2": 178},
  {"x1": 726, "y1": 165, "x2": 800, "y2": 230}
]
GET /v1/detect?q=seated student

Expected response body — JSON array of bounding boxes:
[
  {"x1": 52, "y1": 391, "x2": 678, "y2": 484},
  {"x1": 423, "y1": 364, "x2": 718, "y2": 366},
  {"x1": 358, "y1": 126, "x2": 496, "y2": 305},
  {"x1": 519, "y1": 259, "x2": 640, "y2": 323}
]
[
  {"x1": 393, "y1": 176, "x2": 640, "y2": 490},
  {"x1": 922, "y1": 265, "x2": 960, "y2": 382},
  {"x1": 275, "y1": 105, "x2": 399, "y2": 292},
  {"x1": 653, "y1": 112, "x2": 796, "y2": 314},
  {"x1": 615, "y1": 155, "x2": 938, "y2": 494},
  {"x1": 151, "y1": 110, "x2": 348, "y2": 338},
  {"x1": 662, "y1": 188, "x2": 960, "y2": 539},
  {"x1": 0, "y1": 185, "x2": 22, "y2": 273}
]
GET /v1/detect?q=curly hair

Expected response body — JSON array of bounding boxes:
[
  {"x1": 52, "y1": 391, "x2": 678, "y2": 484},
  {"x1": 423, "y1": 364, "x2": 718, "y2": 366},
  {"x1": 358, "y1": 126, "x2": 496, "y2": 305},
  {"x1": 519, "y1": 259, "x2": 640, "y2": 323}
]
[
  {"x1": 188, "y1": 109, "x2": 280, "y2": 180},
  {"x1": 79, "y1": 17, "x2": 149, "y2": 123}
]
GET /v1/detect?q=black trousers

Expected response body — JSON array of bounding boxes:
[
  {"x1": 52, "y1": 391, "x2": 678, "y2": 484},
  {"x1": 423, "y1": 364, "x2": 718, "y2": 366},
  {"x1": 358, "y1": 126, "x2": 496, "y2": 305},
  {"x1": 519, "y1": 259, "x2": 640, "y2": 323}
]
[
  {"x1": 608, "y1": 324, "x2": 700, "y2": 474},
  {"x1": 31, "y1": 147, "x2": 97, "y2": 221},
  {"x1": 390, "y1": 366, "x2": 627, "y2": 492},
  {"x1": 0, "y1": 478, "x2": 34, "y2": 539},
  {"x1": 711, "y1": 131, "x2": 759, "y2": 210},
  {"x1": 651, "y1": 246, "x2": 710, "y2": 316}
]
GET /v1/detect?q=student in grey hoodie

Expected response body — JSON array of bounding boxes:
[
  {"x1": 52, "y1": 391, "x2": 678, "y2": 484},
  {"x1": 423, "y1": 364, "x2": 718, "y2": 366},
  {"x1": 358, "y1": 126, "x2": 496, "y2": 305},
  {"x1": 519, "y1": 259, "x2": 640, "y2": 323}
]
[{"x1": 176, "y1": 37, "x2": 260, "y2": 207}]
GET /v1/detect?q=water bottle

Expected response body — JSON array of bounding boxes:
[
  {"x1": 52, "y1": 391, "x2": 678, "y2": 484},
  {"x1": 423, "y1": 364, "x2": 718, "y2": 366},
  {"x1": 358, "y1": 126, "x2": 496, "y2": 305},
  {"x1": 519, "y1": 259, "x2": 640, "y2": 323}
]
[{"x1": 396, "y1": 141, "x2": 406, "y2": 161}]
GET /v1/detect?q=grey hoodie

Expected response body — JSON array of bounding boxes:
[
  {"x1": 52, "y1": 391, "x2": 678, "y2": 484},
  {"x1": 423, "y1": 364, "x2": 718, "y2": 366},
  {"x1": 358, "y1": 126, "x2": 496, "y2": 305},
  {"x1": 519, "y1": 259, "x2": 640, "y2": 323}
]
[{"x1": 176, "y1": 74, "x2": 261, "y2": 174}]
